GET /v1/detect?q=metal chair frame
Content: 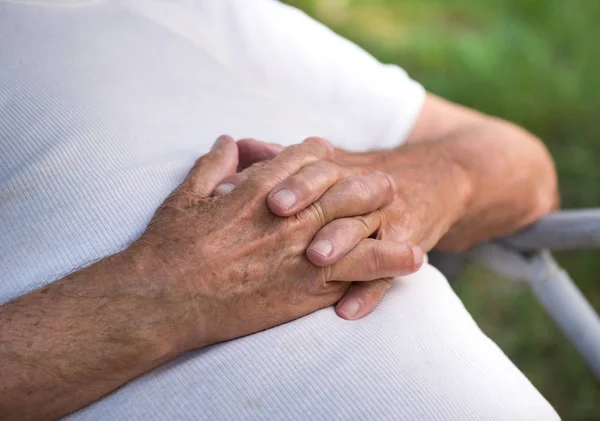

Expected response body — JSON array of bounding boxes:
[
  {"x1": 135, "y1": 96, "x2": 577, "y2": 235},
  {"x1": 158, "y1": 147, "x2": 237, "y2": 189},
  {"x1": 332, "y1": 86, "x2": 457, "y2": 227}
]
[{"x1": 430, "y1": 209, "x2": 600, "y2": 381}]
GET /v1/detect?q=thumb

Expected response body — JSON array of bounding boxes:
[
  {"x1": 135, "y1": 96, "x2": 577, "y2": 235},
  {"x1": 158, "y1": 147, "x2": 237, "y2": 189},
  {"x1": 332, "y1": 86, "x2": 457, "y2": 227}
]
[
  {"x1": 180, "y1": 135, "x2": 239, "y2": 198},
  {"x1": 237, "y1": 138, "x2": 284, "y2": 169}
]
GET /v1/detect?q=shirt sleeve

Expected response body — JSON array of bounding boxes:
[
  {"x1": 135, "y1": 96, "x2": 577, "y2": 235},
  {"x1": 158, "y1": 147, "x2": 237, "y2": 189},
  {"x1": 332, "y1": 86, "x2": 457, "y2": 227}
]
[{"x1": 209, "y1": 0, "x2": 426, "y2": 151}]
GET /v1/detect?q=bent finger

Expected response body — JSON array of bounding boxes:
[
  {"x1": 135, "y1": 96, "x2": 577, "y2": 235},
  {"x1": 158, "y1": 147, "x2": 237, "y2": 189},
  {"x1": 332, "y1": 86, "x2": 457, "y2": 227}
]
[
  {"x1": 237, "y1": 138, "x2": 284, "y2": 169},
  {"x1": 301, "y1": 172, "x2": 396, "y2": 227},
  {"x1": 179, "y1": 135, "x2": 239, "y2": 198},
  {"x1": 212, "y1": 172, "x2": 247, "y2": 197},
  {"x1": 234, "y1": 137, "x2": 334, "y2": 200},
  {"x1": 212, "y1": 161, "x2": 270, "y2": 197},
  {"x1": 267, "y1": 160, "x2": 353, "y2": 216},
  {"x1": 336, "y1": 279, "x2": 392, "y2": 320},
  {"x1": 306, "y1": 212, "x2": 382, "y2": 267},
  {"x1": 326, "y1": 239, "x2": 423, "y2": 282}
]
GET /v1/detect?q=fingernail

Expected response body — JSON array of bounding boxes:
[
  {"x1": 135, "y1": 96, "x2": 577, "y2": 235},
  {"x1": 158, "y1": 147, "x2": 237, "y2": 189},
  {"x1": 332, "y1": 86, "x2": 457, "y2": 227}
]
[
  {"x1": 385, "y1": 173, "x2": 398, "y2": 194},
  {"x1": 413, "y1": 246, "x2": 424, "y2": 269},
  {"x1": 309, "y1": 240, "x2": 333, "y2": 258},
  {"x1": 271, "y1": 189, "x2": 296, "y2": 210},
  {"x1": 214, "y1": 183, "x2": 236, "y2": 196},
  {"x1": 339, "y1": 299, "x2": 360, "y2": 319},
  {"x1": 212, "y1": 135, "x2": 230, "y2": 151}
]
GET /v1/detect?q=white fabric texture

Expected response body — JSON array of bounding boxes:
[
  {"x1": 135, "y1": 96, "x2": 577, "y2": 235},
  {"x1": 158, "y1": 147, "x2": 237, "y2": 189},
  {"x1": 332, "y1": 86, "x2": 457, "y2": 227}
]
[{"x1": 0, "y1": 0, "x2": 559, "y2": 420}]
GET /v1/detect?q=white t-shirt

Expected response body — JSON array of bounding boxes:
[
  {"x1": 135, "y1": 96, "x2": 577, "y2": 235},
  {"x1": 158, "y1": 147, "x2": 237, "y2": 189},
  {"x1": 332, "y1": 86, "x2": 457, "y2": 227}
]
[{"x1": 0, "y1": 1, "x2": 559, "y2": 419}]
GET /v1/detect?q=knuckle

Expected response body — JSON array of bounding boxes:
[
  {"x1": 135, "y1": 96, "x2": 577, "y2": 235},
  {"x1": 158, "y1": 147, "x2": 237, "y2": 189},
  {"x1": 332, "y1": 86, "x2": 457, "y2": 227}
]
[
  {"x1": 303, "y1": 201, "x2": 329, "y2": 226},
  {"x1": 309, "y1": 219, "x2": 344, "y2": 247},
  {"x1": 196, "y1": 142, "x2": 228, "y2": 165},
  {"x1": 304, "y1": 136, "x2": 330, "y2": 148},
  {"x1": 187, "y1": 157, "x2": 210, "y2": 180},
  {"x1": 353, "y1": 214, "x2": 375, "y2": 235},
  {"x1": 236, "y1": 161, "x2": 269, "y2": 185},
  {"x1": 318, "y1": 158, "x2": 340, "y2": 171},
  {"x1": 285, "y1": 173, "x2": 312, "y2": 194},
  {"x1": 284, "y1": 141, "x2": 312, "y2": 157},
  {"x1": 302, "y1": 136, "x2": 334, "y2": 159},
  {"x1": 366, "y1": 243, "x2": 385, "y2": 274},
  {"x1": 193, "y1": 153, "x2": 211, "y2": 167},
  {"x1": 346, "y1": 177, "x2": 373, "y2": 202},
  {"x1": 288, "y1": 160, "x2": 343, "y2": 198},
  {"x1": 268, "y1": 152, "x2": 305, "y2": 178},
  {"x1": 263, "y1": 167, "x2": 289, "y2": 186},
  {"x1": 322, "y1": 220, "x2": 353, "y2": 246},
  {"x1": 310, "y1": 159, "x2": 339, "y2": 178},
  {"x1": 247, "y1": 167, "x2": 286, "y2": 192},
  {"x1": 246, "y1": 160, "x2": 269, "y2": 174},
  {"x1": 330, "y1": 217, "x2": 354, "y2": 234},
  {"x1": 363, "y1": 172, "x2": 388, "y2": 198}
]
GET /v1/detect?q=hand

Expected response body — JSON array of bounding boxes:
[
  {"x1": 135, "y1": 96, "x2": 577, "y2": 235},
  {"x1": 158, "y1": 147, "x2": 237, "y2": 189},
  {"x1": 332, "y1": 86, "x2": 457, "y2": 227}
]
[
  {"x1": 234, "y1": 137, "x2": 472, "y2": 251},
  {"x1": 217, "y1": 137, "x2": 472, "y2": 318},
  {"x1": 214, "y1": 137, "x2": 437, "y2": 320},
  {"x1": 134, "y1": 136, "x2": 422, "y2": 351}
]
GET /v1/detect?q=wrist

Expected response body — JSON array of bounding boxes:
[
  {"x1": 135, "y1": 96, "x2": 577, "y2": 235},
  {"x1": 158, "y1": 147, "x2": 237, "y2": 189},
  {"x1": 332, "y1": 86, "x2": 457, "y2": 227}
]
[
  {"x1": 88, "y1": 246, "x2": 193, "y2": 360},
  {"x1": 120, "y1": 241, "x2": 214, "y2": 354}
]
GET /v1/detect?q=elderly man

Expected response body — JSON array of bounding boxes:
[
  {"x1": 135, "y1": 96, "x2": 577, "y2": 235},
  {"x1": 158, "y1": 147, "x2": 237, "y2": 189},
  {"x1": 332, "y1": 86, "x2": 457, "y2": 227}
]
[{"x1": 0, "y1": 0, "x2": 560, "y2": 420}]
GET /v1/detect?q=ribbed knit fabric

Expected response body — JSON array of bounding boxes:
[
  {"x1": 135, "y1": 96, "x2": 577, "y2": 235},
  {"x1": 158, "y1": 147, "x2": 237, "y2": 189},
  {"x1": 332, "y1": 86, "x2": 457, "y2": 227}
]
[{"x1": 0, "y1": 1, "x2": 559, "y2": 419}]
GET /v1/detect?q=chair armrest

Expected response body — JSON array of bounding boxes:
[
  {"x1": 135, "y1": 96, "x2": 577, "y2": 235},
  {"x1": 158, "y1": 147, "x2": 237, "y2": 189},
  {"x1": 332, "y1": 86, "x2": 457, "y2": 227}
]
[{"x1": 501, "y1": 209, "x2": 600, "y2": 251}]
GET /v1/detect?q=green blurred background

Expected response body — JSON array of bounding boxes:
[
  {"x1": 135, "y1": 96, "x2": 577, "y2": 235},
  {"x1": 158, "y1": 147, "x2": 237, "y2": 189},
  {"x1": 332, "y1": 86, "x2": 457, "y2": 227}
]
[{"x1": 284, "y1": 0, "x2": 600, "y2": 418}]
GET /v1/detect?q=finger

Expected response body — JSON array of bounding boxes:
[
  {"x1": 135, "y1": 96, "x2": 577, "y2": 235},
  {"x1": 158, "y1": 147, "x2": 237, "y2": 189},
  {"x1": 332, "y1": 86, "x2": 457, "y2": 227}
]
[
  {"x1": 212, "y1": 172, "x2": 248, "y2": 197},
  {"x1": 237, "y1": 138, "x2": 284, "y2": 169},
  {"x1": 267, "y1": 160, "x2": 353, "y2": 216},
  {"x1": 336, "y1": 279, "x2": 392, "y2": 320},
  {"x1": 179, "y1": 135, "x2": 239, "y2": 197},
  {"x1": 306, "y1": 212, "x2": 382, "y2": 267},
  {"x1": 326, "y1": 239, "x2": 423, "y2": 282},
  {"x1": 215, "y1": 138, "x2": 285, "y2": 197},
  {"x1": 235, "y1": 137, "x2": 334, "y2": 199},
  {"x1": 299, "y1": 172, "x2": 397, "y2": 227},
  {"x1": 212, "y1": 161, "x2": 269, "y2": 197}
]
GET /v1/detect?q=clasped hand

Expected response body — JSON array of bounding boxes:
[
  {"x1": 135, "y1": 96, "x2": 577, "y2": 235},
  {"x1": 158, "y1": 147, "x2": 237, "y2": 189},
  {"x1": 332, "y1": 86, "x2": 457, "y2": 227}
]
[{"x1": 133, "y1": 135, "x2": 422, "y2": 352}]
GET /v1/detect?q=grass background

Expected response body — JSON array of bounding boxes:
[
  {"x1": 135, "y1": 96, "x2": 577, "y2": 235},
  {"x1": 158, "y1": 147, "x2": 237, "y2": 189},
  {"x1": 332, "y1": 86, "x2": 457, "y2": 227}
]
[{"x1": 283, "y1": 0, "x2": 600, "y2": 418}]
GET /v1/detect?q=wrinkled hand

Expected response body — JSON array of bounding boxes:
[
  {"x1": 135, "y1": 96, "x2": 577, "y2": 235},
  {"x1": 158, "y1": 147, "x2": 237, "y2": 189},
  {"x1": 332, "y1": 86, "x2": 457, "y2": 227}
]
[
  {"x1": 213, "y1": 138, "x2": 432, "y2": 320},
  {"x1": 134, "y1": 136, "x2": 421, "y2": 352},
  {"x1": 233, "y1": 137, "x2": 471, "y2": 251}
]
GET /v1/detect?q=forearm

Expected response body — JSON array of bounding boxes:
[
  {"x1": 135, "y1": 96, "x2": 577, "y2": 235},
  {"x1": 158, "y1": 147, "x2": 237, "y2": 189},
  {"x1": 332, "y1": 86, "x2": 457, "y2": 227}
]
[
  {"x1": 0, "y1": 248, "x2": 182, "y2": 421},
  {"x1": 337, "y1": 118, "x2": 557, "y2": 251},
  {"x1": 431, "y1": 119, "x2": 558, "y2": 250}
]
